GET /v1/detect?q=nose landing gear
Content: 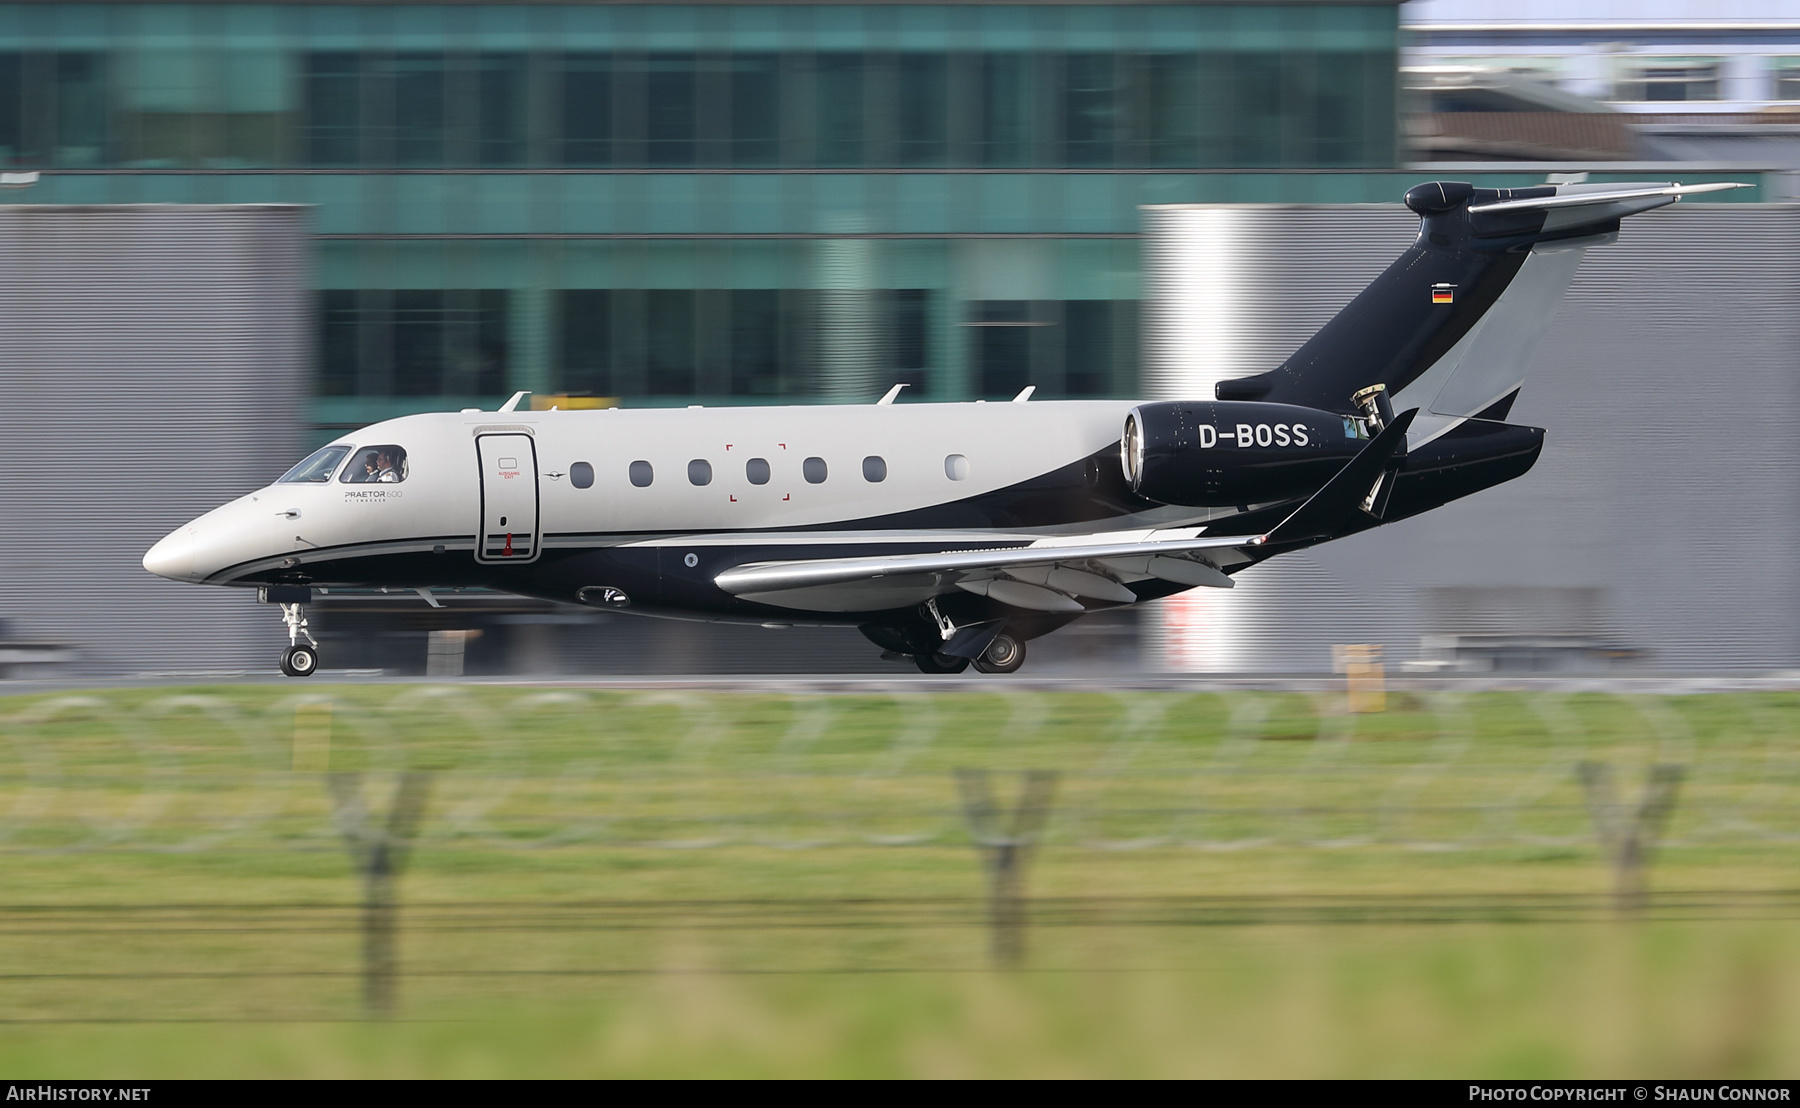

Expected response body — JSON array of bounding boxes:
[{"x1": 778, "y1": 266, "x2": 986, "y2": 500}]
[
  {"x1": 277, "y1": 601, "x2": 319, "y2": 678},
  {"x1": 261, "y1": 585, "x2": 320, "y2": 678}
]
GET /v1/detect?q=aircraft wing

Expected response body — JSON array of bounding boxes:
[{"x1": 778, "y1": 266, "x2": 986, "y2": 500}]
[
  {"x1": 714, "y1": 410, "x2": 1425, "y2": 614},
  {"x1": 713, "y1": 531, "x2": 1263, "y2": 613}
]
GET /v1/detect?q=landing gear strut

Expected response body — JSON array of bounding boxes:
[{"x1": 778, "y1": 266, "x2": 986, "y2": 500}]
[{"x1": 278, "y1": 602, "x2": 319, "y2": 678}]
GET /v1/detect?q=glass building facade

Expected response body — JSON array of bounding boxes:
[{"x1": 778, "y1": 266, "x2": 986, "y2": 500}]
[{"x1": 0, "y1": 2, "x2": 1404, "y2": 428}]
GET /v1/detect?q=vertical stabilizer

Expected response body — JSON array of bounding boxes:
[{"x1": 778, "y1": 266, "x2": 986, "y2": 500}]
[{"x1": 1214, "y1": 181, "x2": 1746, "y2": 437}]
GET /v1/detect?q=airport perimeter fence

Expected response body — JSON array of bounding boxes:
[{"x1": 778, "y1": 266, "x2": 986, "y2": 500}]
[{"x1": 0, "y1": 686, "x2": 1796, "y2": 1019}]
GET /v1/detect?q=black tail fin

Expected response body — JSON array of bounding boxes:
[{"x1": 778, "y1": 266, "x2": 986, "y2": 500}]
[{"x1": 1216, "y1": 180, "x2": 1744, "y2": 419}]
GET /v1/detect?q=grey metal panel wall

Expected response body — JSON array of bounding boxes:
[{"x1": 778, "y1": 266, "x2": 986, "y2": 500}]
[
  {"x1": 0, "y1": 205, "x2": 310, "y2": 675},
  {"x1": 1142, "y1": 204, "x2": 1416, "y2": 400},
  {"x1": 1144, "y1": 203, "x2": 1800, "y2": 671}
]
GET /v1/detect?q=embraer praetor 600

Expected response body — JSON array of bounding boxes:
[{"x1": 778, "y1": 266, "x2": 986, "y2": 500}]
[{"x1": 145, "y1": 179, "x2": 1742, "y2": 677}]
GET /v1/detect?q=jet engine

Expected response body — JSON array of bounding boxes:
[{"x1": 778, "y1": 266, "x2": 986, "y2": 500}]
[{"x1": 1122, "y1": 400, "x2": 1368, "y2": 507}]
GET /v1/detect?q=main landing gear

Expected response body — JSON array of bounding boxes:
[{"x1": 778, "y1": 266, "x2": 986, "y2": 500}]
[
  {"x1": 277, "y1": 602, "x2": 319, "y2": 678},
  {"x1": 972, "y1": 633, "x2": 1025, "y2": 674},
  {"x1": 887, "y1": 600, "x2": 1033, "y2": 676},
  {"x1": 912, "y1": 633, "x2": 1026, "y2": 676},
  {"x1": 914, "y1": 651, "x2": 969, "y2": 675}
]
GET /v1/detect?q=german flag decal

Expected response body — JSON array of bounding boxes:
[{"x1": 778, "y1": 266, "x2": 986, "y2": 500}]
[{"x1": 1431, "y1": 283, "x2": 1456, "y2": 305}]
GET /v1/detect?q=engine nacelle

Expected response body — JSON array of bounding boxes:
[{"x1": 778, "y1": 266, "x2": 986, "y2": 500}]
[{"x1": 1122, "y1": 401, "x2": 1367, "y2": 507}]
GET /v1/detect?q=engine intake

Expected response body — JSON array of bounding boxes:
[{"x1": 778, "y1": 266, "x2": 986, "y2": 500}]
[{"x1": 1123, "y1": 400, "x2": 1366, "y2": 507}]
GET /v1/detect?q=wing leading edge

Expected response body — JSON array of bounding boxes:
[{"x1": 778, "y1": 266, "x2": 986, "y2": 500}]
[{"x1": 714, "y1": 531, "x2": 1259, "y2": 613}]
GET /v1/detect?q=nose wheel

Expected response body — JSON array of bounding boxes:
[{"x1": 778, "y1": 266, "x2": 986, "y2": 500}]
[
  {"x1": 280, "y1": 643, "x2": 319, "y2": 677},
  {"x1": 277, "y1": 602, "x2": 319, "y2": 678}
]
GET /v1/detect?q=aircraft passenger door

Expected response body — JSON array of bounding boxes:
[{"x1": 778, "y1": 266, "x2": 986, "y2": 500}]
[{"x1": 475, "y1": 434, "x2": 540, "y2": 564}]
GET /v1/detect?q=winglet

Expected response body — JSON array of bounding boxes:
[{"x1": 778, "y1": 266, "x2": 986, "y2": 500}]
[
  {"x1": 1263, "y1": 408, "x2": 1418, "y2": 545},
  {"x1": 498, "y1": 390, "x2": 530, "y2": 412},
  {"x1": 877, "y1": 384, "x2": 908, "y2": 405}
]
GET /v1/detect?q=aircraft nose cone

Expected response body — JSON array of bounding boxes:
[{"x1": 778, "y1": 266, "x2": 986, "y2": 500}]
[{"x1": 143, "y1": 527, "x2": 201, "y2": 581}]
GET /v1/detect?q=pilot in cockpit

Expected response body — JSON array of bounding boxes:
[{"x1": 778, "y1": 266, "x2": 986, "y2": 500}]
[
  {"x1": 374, "y1": 449, "x2": 402, "y2": 482},
  {"x1": 349, "y1": 451, "x2": 380, "y2": 483}
]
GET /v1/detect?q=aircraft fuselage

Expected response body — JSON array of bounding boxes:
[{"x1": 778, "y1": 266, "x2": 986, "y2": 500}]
[{"x1": 152, "y1": 176, "x2": 1726, "y2": 674}]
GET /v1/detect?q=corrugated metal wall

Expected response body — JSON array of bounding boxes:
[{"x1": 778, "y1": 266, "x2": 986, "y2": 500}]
[
  {"x1": 0, "y1": 205, "x2": 310, "y2": 675},
  {"x1": 1142, "y1": 204, "x2": 1418, "y2": 398},
  {"x1": 1144, "y1": 202, "x2": 1800, "y2": 671}
]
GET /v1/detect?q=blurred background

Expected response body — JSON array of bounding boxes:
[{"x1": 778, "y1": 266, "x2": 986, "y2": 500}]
[{"x1": 0, "y1": 0, "x2": 1794, "y2": 679}]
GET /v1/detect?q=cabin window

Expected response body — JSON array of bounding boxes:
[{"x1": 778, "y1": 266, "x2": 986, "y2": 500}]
[
  {"x1": 629, "y1": 460, "x2": 654, "y2": 487},
  {"x1": 746, "y1": 457, "x2": 770, "y2": 485},
  {"x1": 279, "y1": 444, "x2": 352, "y2": 484},
  {"x1": 862, "y1": 455, "x2": 887, "y2": 482},
  {"x1": 803, "y1": 457, "x2": 827, "y2": 484},
  {"x1": 341, "y1": 444, "x2": 409, "y2": 483},
  {"x1": 569, "y1": 461, "x2": 595, "y2": 489},
  {"x1": 688, "y1": 459, "x2": 713, "y2": 486},
  {"x1": 944, "y1": 454, "x2": 969, "y2": 481}
]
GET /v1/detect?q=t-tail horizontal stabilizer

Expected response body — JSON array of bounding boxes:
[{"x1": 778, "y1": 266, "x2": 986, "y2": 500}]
[
  {"x1": 1262, "y1": 408, "x2": 1417, "y2": 545},
  {"x1": 1464, "y1": 180, "x2": 1748, "y2": 215}
]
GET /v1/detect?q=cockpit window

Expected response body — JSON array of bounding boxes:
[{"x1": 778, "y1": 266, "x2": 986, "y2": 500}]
[
  {"x1": 341, "y1": 445, "x2": 409, "y2": 484},
  {"x1": 278, "y1": 444, "x2": 352, "y2": 484}
]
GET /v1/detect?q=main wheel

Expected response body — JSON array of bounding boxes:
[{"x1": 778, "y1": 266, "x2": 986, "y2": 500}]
[
  {"x1": 972, "y1": 634, "x2": 1026, "y2": 674},
  {"x1": 914, "y1": 651, "x2": 970, "y2": 675},
  {"x1": 280, "y1": 644, "x2": 319, "y2": 678}
]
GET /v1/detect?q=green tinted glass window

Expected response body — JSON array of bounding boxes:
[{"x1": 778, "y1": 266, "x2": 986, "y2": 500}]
[{"x1": 0, "y1": 8, "x2": 1398, "y2": 170}]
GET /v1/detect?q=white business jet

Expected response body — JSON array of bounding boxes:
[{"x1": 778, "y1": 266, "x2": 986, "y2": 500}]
[{"x1": 145, "y1": 179, "x2": 1742, "y2": 676}]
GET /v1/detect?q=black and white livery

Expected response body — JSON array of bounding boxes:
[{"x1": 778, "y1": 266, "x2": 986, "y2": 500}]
[{"x1": 144, "y1": 179, "x2": 1741, "y2": 676}]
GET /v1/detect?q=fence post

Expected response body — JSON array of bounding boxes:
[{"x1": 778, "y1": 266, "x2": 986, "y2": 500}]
[
  {"x1": 1576, "y1": 761, "x2": 1684, "y2": 914},
  {"x1": 954, "y1": 769, "x2": 1058, "y2": 967},
  {"x1": 326, "y1": 772, "x2": 433, "y2": 1016}
]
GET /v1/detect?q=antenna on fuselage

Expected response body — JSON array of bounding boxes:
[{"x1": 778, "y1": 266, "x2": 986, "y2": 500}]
[
  {"x1": 498, "y1": 391, "x2": 530, "y2": 412},
  {"x1": 876, "y1": 383, "x2": 908, "y2": 406}
]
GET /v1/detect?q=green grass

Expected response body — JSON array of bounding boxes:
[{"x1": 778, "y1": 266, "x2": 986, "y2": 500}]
[{"x1": 0, "y1": 684, "x2": 1796, "y2": 1077}]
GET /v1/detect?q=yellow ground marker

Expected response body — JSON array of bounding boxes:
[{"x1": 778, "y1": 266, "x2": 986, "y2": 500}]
[{"x1": 1334, "y1": 643, "x2": 1386, "y2": 714}]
